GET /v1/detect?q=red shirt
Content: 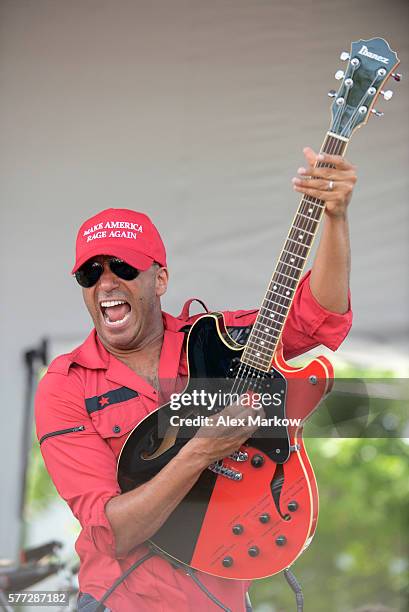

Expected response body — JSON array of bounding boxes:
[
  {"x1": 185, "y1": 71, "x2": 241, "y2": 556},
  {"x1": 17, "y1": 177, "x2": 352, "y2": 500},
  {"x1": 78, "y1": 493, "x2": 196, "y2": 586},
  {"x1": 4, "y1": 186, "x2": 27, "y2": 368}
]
[{"x1": 35, "y1": 272, "x2": 352, "y2": 612}]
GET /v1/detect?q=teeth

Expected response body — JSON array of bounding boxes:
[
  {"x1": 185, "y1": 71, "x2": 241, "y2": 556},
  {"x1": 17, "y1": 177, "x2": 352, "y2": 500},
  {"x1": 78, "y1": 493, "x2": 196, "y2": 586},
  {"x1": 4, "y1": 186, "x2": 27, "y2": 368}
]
[
  {"x1": 104, "y1": 313, "x2": 130, "y2": 326},
  {"x1": 100, "y1": 300, "x2": 126, "y2": 308}
]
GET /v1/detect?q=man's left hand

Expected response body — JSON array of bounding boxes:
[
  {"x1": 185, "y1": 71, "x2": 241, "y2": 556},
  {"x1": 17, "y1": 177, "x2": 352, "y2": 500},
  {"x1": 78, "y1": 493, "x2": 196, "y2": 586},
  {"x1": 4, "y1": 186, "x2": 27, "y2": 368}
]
[{"x1": 292, "y1": 146, "x2": 357, "y2": 218}]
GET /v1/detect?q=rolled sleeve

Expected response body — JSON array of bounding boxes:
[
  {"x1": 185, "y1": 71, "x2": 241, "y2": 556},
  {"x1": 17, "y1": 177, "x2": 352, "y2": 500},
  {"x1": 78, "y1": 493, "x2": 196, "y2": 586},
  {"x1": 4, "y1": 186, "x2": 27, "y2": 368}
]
[
  {"x1": 35, "y1": 370, "x2": 120, "y2": 559},
  {"x1": 282, "y1": 270, "x2": 352, "y2": 359},
  {"x1": 88, "y1": 493, "x2": 118, "y2": 557},
  {"x1": 222, "y1": 269, "x2": 352, "y2": 360}
]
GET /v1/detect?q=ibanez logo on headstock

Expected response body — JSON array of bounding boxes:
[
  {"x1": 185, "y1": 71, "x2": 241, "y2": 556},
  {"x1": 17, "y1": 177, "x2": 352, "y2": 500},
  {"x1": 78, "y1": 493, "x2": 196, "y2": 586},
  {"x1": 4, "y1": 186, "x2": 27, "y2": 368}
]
[{"x1": 358, "y1": 45, "x2": 389, "y2": 64}]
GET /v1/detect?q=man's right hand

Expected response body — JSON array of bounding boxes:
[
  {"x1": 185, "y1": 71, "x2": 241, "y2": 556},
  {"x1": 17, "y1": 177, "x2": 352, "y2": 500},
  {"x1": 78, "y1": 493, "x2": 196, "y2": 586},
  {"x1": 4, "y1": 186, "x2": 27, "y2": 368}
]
[
  {"x1": 105, "y1": 397, "x2": 262, "y2": 557},
  {"x1": 182, "y1": 397, "x2": 263, "y2": 469}
]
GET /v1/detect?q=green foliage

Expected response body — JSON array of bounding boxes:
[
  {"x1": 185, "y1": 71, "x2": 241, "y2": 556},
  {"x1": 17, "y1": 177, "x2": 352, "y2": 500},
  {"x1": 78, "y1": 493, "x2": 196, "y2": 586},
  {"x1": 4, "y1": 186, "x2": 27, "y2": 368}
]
[
  {"x1": 25, "y1": 432, "x2": 58, "y2": 516},
  {"x1": 250, "y1": 437, "x2": 409, "y2": 612}
]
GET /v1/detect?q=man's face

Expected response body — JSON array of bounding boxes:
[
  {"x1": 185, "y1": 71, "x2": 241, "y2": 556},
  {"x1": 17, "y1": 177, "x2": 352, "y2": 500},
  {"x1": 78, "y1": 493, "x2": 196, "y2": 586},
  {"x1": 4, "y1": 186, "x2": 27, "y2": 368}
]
[{"x1": 81, "y1": 256, "x2": 168, "y2": 351}]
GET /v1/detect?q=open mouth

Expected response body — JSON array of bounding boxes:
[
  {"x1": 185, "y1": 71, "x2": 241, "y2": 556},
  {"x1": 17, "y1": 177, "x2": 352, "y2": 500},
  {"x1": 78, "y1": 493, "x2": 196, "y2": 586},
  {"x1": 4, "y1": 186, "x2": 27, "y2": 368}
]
[{"x1": 100, "y1": 300, "x2": 131, "y2": 327}]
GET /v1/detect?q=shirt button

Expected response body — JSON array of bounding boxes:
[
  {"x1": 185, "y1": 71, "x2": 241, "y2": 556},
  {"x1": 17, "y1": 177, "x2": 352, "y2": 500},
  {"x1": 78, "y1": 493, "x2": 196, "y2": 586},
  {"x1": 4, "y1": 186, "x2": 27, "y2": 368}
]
[{"x1": 113, "y1": 425, "x2": 121, "y2": 433}]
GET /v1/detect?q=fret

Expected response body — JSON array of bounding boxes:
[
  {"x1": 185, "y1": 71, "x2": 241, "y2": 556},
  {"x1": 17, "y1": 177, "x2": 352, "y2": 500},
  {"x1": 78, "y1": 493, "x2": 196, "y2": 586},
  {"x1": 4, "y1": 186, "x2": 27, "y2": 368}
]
[
  {"x1": 241, "y1": 357, "x2": 271, "y2": 371},
  {"x1": 286, "y1": 236, "x2": 312, "y2": 248},
  {"x1": 241, "y1": 352, "x2": 270, "y2": 368},
  {"x1": 258, "y1": 308, "x2": 286, "y2": 318},
  {"x1": 297, "y1": 211, "x2": 320, "y2": 222},
  {"x1": 297, "y1": 198, "x2": 323, "y2": 215},
  {"x1": 244, "y1": 347, "x2": 272, "y2": 362},
  {"x1": 257, "y1": 311, "x2": 286, "y2": 323},
  {"x1": 268, "y1": 280, "x2": 295, "y2": 293},
  {"x1": 286, "y1": 245, "x2": 311, "y2": 261},
  {"x1": 287, "y1": 233, "x2": 314, "y2": 248},
  {"x1": 245, "y1": 346, "x2": 276, "y2": 362},
  {"x1": 262, "y1": 297, "x2": 292, "y2": 311},
  {"x1": 244, "y1": 340, "x2": 275, "y2": 355},
  {"x1": 284, "y1": 243, "x2": 310, "y2": 259},
  {"x1": 266, "y1": 291, "x2": 292, "y2": 303},
  {"x1": 278, "y1": 259, "x2": 303, "y2": 273},
  {"x1": 252, "y1": 320, "x2": 281, "y2": 334},
  {"x1": 251, "y1": 325, "x2": 281, "y2": 339},
  {"x1": 271, "y1": 276, "x2": 296, "y2": 287},
  {"x1": 291, "y1": 222, "x2": 315, "y2": 236},
  {"x1": 273, "y1": 270, "x2": 297, "y2": 282},
  {"x1": 282, "y1": 249, "x2": 306, "y2": 262},
  {"x1": 258, "y1": 310, "x2": 287, "y2": 325},
  {"x1": 286, "y1": 244, "x2": 309, "y2": 261},
  {"x1": 262, "y1": 295, "x2": 291, "y2": 309},
  {"x1": 301, "y1": 196, "x2": 325, "y2": 208},
  {"x1": 246, "y1": 335, "x2": 277, "y2": 350}
]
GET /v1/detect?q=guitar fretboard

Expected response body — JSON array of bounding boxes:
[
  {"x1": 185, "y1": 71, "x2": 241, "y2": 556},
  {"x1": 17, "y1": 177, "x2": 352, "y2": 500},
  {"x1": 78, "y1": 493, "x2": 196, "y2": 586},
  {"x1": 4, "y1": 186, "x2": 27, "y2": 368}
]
[{"x1": 242, "y1": 132, "x2": 348, "y2": 371}]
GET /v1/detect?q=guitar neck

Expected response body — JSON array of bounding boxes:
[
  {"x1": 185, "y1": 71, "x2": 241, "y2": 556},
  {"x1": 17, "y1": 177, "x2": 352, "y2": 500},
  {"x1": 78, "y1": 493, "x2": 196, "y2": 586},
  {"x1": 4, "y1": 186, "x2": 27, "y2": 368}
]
[{"x1": 241, "y1": 132, "x2": 349, "y2": 371}]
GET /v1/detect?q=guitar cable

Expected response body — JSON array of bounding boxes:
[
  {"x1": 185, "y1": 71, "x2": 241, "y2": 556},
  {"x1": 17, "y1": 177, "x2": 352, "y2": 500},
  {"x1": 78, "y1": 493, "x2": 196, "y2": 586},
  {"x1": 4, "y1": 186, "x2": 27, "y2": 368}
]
[
  {"x1": 184, "y1": 566, "x2": 231, "y2": 612},
  {"x1": 91, "y1": 546, "x2": 303, "y2": 612},
  {"x1": 92, "y1": 550, "x2": 156, "y2": 611},
  {"x1": 283, "y1": 568, "x2": 304, "y2": 612},
  {"x1": 91, "y1": 545, "x2": 232, "y2": 612}
]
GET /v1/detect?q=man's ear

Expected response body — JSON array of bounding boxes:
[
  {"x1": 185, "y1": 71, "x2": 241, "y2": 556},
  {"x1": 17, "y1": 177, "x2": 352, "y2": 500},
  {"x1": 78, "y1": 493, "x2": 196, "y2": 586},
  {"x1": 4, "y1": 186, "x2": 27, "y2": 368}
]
[{"x1": 155, "y1": 266, "x2": 169, "y2": 297}]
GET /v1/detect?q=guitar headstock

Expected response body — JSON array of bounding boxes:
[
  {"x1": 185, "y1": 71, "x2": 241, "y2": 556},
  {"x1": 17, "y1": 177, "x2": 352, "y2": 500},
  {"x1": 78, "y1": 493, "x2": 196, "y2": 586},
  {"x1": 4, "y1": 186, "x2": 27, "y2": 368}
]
[{"x1": 328, "y1": 38, "x2": 400, "y2": 138}]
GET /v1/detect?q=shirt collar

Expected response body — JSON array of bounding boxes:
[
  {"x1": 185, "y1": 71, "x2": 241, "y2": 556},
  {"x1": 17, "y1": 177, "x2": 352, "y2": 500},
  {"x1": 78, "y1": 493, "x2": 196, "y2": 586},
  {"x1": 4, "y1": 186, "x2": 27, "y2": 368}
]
[{"x1": 67, "y1": 309, "x2": 189, "y2": 371}]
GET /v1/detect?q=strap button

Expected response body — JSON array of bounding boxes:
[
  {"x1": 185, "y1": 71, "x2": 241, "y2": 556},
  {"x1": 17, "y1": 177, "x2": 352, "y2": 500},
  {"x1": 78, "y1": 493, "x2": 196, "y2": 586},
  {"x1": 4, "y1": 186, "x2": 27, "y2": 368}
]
[{"x1": 113, "y1": 425, "x2": 121, "y2": 433}]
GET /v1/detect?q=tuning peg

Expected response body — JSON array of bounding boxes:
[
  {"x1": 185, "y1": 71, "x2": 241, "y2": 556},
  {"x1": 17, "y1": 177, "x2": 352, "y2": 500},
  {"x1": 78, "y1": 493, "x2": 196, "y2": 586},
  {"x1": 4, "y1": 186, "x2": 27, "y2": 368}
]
[
  {"x1": 391, "y1": 72, "x2": 402, "y2": 82},
  {"x1": 381, "y1": 89, "x2": 393, "y2": 101},
  {"x1": 335, "y1": 70, "x2": 345, "y2": 80},
  {"x1": 340, "y1": 51, "x2": 350, "y2": 61},
  {"x1": 371, "y1": 109, "x2": 384, "y2": 117},
  {"x1": 328, "y1": 89, "x2": 337, "y2": 98}
]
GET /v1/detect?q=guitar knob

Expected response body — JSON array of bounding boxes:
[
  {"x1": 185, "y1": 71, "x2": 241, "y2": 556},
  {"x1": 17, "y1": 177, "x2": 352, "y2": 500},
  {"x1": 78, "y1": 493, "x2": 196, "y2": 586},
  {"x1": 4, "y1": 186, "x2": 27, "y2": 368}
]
[
  {"x1": 248, "y1": 546, "x2": 259, "y2": 557},
  {"x1": 287, "y1": 501, "x2": 298, "y2": 512},
  {"x1": 335, "y1": 70, "x2": 345, "y2": 80},
  {"x1": 232, "y1": 524, "x2": 244, "y2": 535},
  {"x1": 381, "y1": 89, "x2": 393, "y2": 101},
  {"x1": 222, "y1": 556, "x2": 233, "y2": 567},
  {"x1": 259, "y1": 513, "x2": 270, "y2": 524},
  {"x1": 392, "y1": 72, "x2": 402, "y2": 82},
  {"x1": 251, "y1": 454, "x2": 264, "y2": 468},
  {"x1": 339, "y1": 51, "x2": 350, "y2": 61},
  {"x1": 275, "y1": 535, "x2": 287, "y2": 546}
]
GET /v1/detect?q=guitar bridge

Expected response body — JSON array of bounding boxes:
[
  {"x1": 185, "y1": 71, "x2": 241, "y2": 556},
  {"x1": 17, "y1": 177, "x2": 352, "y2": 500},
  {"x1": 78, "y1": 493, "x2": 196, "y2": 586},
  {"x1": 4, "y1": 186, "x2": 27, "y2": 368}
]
[{"x1": 208, "y1": 460, "x2": 243, "y2": 481}]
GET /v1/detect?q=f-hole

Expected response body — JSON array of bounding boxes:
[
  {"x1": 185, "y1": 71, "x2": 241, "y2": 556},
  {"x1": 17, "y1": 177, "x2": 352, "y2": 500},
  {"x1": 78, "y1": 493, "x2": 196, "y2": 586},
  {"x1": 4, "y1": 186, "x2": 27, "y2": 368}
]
[{"x1": 270, "y1": 463, "x2": 291, "y2": 521}]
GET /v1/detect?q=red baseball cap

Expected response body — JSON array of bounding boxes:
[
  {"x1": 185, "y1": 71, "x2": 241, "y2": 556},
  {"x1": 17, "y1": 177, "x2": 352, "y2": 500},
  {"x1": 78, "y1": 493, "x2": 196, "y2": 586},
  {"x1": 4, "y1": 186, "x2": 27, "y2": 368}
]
[{"x1": 72, "y1": 208, "x2": 167, "y2": 273}]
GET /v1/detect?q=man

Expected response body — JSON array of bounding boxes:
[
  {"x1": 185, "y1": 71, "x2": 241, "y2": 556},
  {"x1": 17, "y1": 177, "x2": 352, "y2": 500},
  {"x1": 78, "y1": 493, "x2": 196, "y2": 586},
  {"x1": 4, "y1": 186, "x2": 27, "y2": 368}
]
[{"x1": 35, "y1": 147, "x2": 356, "y2": 611}]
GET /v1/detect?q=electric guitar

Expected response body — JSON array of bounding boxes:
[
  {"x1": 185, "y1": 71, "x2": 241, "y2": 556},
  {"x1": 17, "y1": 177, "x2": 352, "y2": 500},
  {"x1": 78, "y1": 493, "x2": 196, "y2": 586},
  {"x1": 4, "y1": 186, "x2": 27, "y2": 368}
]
[{"x1": 117, "y1": 38, "x2": 399, "y2": 580}]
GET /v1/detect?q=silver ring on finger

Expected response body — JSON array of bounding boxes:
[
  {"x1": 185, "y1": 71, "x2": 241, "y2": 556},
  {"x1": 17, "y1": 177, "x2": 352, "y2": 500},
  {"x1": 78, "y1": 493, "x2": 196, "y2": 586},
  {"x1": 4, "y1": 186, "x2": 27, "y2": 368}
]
[{"x1": 328, "y1": 180, "x2": 334, "y2": 191}]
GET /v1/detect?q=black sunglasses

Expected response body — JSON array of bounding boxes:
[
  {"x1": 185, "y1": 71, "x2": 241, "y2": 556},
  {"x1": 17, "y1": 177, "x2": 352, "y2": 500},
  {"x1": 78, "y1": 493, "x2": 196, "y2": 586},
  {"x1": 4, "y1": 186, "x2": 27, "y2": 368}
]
[{"x1": 75, "y1": 258, "x2": 140, "y2": 288}]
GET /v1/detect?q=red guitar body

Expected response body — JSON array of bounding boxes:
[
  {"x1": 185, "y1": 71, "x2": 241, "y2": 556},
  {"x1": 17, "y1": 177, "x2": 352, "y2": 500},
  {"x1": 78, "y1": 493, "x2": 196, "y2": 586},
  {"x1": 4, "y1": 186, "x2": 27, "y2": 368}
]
[{"x1": 118, "y1": 313, "x2": 333, "y2": 579}]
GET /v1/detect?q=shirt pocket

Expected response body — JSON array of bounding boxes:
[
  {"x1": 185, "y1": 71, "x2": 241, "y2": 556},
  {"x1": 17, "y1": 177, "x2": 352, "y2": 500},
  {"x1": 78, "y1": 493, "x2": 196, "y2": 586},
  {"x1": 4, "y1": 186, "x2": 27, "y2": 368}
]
[{"x1": 89, "y1": 395, "x2": 147, "y2": 441}]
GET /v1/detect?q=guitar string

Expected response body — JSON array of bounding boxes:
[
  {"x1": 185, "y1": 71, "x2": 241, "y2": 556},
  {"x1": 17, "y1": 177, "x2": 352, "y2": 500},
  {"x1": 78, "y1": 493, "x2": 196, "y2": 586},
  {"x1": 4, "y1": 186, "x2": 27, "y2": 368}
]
[
  {"x1": 212, "y1": 64, "x2": 386, "y2": 446},
  {"x1": 229, "y1": 136, "x2": 342, "y2": 402},
  {"x1": 330, "y1": 56, "x2": 360, "y2": 134},
  {"x1": 236, "y1": 136, "x2": 344, "y2": 379},
  {"x1": 227, "y1": 61, "x2": 387, "y2": 397},
  {"x1": 228, "y1": 134, "x2": 344, "y2": 406},
  {"x1": 332, "y1": 68, "x2": 349, "y2": 135},
  {"x1": 340, "y1": 75, "x2": 378, "y2": 138}
]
